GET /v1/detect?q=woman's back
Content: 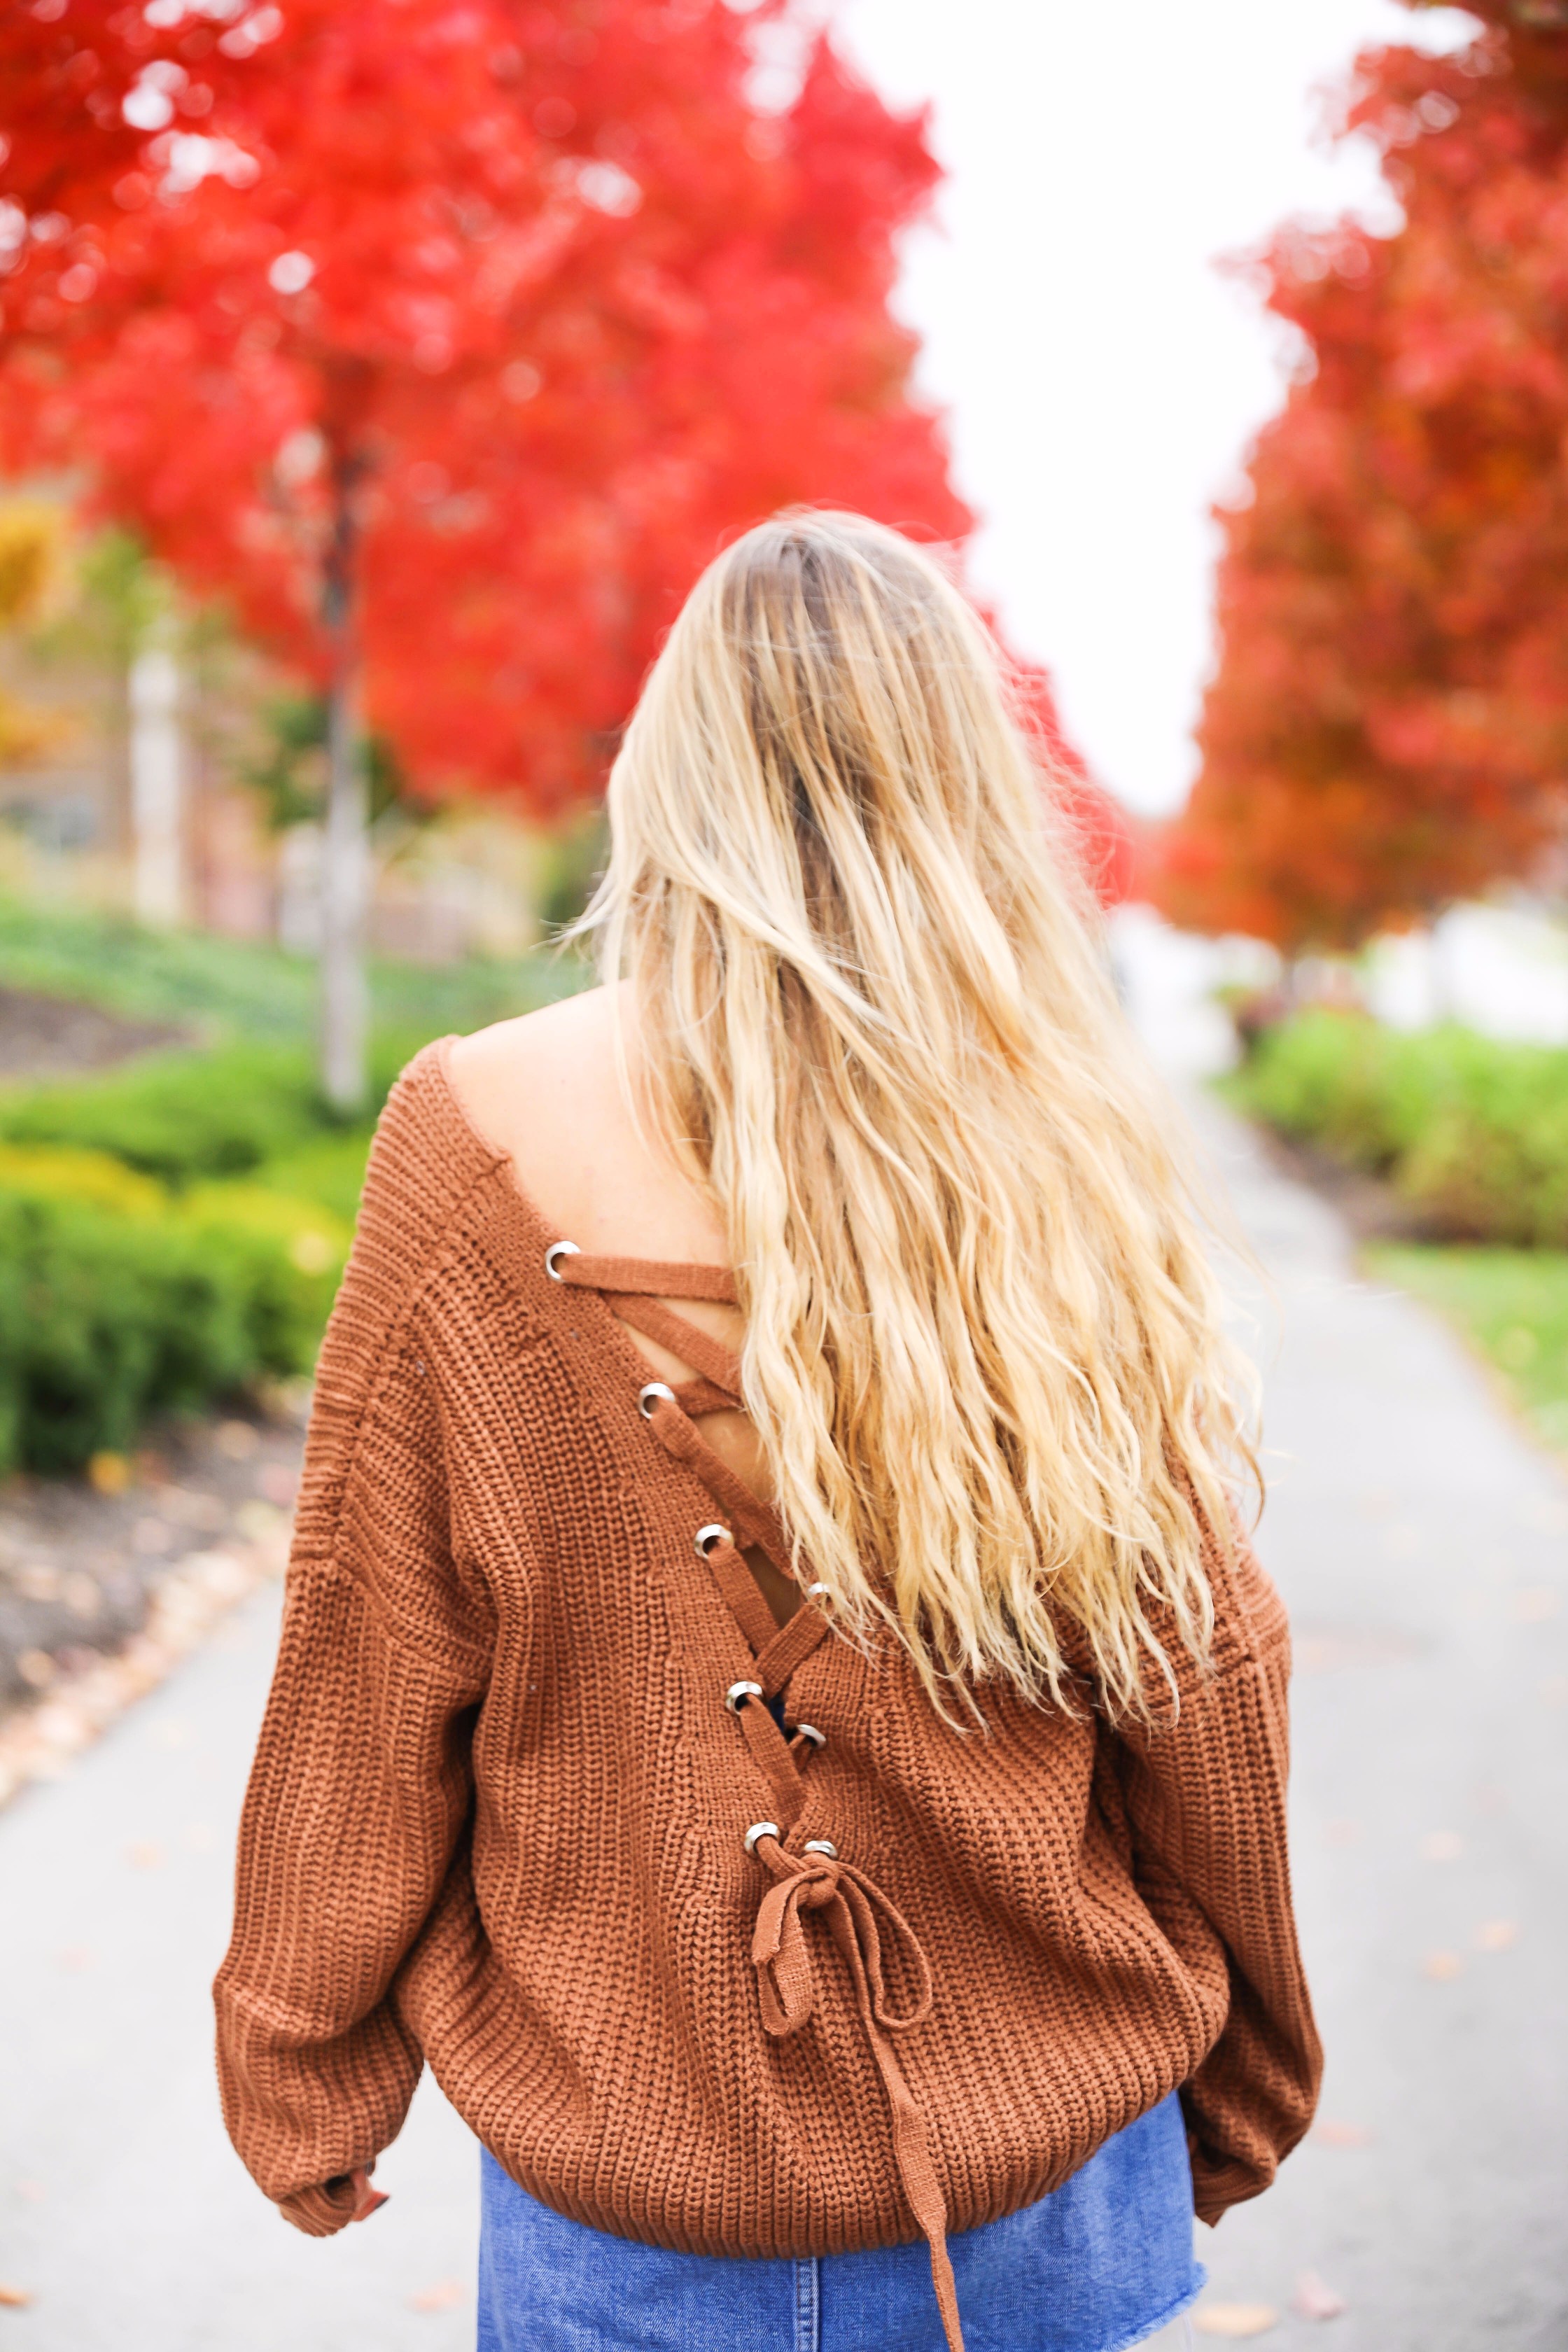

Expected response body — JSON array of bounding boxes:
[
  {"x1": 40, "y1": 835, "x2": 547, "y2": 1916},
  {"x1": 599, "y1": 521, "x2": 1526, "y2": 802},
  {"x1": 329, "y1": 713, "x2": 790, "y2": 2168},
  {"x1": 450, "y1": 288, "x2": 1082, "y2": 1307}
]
[{"x1": 216, "y1": 510, "x2": 1322, "y2": 2352}]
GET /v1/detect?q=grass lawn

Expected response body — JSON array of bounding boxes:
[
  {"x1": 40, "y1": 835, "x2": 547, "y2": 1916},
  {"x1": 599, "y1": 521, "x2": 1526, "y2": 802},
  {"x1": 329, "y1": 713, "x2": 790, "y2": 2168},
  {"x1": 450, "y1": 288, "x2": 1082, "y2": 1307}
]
[
  {"x1": 1367, "y1": 1244, "x2": 1568, "y2": 1455},
  {"x1": 0, "y1": 890, "x2": 584, "y2": 1048}
]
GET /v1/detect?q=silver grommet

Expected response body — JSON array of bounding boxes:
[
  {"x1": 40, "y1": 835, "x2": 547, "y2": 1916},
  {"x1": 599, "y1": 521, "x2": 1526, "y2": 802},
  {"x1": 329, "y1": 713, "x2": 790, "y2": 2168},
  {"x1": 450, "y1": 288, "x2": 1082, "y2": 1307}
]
[
  {"x1": 794, "y1": 1723, "x2": 826, "y2": 1749},
  {"x1": 725, "y1": 1679, "x2": 763, "y2": 1714},
  {"x1": 802, "y1": 1838, "x2": 838, "y2": 1858},
  {"x1": 743, "y1": 1821, "x2": 780, "y2": 1855},
  {"x1": 638, "y1": 1381, "x2": 676, "y2": 1420},
  {"x1": 545, "y1": 1240, "x2": 580, "y2": 1281},
  {"x1": 694, "y1": 1522, "x2": 732, "y2": 1558}
]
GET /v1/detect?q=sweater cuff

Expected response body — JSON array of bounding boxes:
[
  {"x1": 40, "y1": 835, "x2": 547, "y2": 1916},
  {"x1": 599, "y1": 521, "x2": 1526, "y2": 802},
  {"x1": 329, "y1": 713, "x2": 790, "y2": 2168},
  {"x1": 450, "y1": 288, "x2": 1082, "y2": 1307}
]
[
  {"x1": 1190, "y1": 2148, "x2": 1269, "y2": 2229},
  {"x1": 279, "y1": 2176, "x2": 362, "y2": 2237}
]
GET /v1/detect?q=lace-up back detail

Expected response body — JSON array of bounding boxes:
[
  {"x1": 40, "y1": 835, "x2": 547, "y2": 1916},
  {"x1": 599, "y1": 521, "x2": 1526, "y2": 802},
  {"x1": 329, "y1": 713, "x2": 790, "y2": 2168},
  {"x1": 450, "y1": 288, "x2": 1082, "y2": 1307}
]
[{"x1": 550, "y1": 1245, "x2": 965, "y2": 2351}]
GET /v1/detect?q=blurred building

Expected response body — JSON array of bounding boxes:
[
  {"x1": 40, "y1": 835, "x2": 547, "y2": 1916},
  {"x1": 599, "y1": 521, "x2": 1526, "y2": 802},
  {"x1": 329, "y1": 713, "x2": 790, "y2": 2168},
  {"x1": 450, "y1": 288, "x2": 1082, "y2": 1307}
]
[{"x1": 0, "y1": 616, "x2": 561, "y2": 963}]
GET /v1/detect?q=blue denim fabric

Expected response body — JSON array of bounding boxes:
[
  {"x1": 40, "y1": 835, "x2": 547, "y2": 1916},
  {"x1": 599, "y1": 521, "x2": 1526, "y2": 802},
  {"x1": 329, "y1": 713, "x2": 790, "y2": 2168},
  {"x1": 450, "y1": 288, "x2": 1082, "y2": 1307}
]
[{"x1": 477, "y1": 2090, "x2": 1204, "y2": 2352}]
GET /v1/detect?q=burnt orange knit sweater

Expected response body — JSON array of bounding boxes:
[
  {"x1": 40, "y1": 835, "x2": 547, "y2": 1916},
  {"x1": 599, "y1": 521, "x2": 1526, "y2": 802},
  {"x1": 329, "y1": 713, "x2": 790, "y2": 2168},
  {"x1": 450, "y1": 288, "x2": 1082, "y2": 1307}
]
[{"x1": 216, "y1": 1042, "x2": 1320, "y2": 2316}]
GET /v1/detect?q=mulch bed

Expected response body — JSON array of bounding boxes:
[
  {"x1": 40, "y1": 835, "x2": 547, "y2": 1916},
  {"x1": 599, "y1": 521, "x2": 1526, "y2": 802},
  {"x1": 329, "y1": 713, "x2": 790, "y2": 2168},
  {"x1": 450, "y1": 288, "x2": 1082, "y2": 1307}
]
[
  {"x1": 0, "y1": 1406, "x2": 306, "y2": 1805},
  {"x1": 0, "y1": 985, "x2": 188, "y2": 1079}
]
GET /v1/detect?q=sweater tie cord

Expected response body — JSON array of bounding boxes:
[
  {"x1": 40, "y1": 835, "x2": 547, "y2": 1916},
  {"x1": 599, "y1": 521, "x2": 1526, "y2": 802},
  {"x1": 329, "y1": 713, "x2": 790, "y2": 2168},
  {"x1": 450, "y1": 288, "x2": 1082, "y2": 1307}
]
[{"x1": 748, "y1": 1834, "x2": 963, "y2": 2352}]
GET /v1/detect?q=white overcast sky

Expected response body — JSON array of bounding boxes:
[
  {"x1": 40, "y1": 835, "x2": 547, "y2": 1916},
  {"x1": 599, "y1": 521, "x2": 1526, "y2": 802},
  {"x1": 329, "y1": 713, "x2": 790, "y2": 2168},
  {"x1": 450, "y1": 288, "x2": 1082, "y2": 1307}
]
[{"x1": 835, "y1": 0, "x2": 1475, "y2": 815}]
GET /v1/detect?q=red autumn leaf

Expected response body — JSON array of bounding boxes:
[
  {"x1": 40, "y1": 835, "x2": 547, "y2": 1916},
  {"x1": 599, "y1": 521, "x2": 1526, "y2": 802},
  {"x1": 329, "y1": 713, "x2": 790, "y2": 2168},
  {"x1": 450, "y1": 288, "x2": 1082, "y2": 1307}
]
[
  {"x1": 1310, "y1": 2118, "x2": 1374, "y2": 2148},
  {"x1": 1292, "y1": 2271, "x2": 1348, "y2": 2322},
  {"x1": 410, "y1": 2278, "x2": 465, "y2": 2313}
]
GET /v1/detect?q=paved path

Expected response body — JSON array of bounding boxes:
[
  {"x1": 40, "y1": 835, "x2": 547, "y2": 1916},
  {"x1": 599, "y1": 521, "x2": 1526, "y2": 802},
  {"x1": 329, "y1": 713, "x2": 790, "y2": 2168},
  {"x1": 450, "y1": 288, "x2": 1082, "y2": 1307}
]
[
  {"x1": 1, "y1": 1105, "x2": 1565, "y2": 2350},
  {"x1": 1188, "y1": 1101, "x2": 1567, "y2": 2349}
]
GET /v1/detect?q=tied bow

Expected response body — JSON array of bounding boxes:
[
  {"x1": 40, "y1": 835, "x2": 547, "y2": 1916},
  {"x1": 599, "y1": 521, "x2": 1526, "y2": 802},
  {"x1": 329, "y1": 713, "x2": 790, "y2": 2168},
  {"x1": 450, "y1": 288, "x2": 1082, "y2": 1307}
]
[
  {"x1": 748, "y1": 1831, "x2": 965, "y2": 2352},
  {"x1": 750, "y1": 1837, "x2": 932, "y2": 2041}
]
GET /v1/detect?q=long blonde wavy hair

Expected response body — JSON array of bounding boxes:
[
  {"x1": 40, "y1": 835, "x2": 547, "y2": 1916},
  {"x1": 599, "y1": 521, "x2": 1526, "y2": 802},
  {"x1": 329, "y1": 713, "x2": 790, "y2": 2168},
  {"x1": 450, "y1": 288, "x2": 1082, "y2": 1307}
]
[{"x1": 583, "y1": 510, "x2": 1254, "y2": 1724}]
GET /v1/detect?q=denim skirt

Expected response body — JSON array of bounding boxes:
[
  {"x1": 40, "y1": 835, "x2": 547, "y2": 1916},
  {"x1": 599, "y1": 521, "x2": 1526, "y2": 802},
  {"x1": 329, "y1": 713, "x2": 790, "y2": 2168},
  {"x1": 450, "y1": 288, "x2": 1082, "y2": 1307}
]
[{"x1": 477, "y1": 2090, "x2": 1205, "y2": 2352}]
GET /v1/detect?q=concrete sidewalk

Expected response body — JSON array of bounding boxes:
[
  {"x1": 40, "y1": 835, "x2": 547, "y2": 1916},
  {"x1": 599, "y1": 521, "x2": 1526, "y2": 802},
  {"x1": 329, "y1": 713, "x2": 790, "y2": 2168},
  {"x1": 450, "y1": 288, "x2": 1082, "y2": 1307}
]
[
  {"x1": 0, "y1": 1577, "x2": 477, "y2": 2351},
  {"x1": 1, "y1": 1102, "x2": 1564, "y2": 2349},
  {"x1": 1187, "y1": 1101, "x2": 1567, "y2": 2348}
]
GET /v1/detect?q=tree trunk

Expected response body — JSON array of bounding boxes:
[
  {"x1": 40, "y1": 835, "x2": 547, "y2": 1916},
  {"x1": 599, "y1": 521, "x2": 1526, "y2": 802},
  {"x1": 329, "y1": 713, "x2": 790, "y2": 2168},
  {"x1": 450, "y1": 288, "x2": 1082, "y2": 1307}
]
[
  {"x1": 319, "y1": 461, "x2": 369, "y2": 1113},
  {"x1": 128, "y1": 640, "x2": 185, "y2": 926}
]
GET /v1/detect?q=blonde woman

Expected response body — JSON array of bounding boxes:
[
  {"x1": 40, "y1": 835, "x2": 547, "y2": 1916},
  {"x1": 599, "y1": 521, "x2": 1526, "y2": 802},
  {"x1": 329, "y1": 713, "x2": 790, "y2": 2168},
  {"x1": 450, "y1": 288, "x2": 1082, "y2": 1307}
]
[{"x1": 217, "y1": 512, "x2": 1320, "y2": 2352}]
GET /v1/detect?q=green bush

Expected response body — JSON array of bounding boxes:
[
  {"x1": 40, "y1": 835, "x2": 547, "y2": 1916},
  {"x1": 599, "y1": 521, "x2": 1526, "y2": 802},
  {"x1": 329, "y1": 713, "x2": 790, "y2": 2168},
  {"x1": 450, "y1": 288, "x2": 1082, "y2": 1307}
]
[
  {"x1": 0, "y1": 893, "x2": 591, "y2": 1474},
  {"x1": 0, "y1": 1043, "x2": 333, "y2": 1184},
  {"x1": 251, "y1": 1131, "x2": 372, "y2": 1224},
  {"x1": 0, "y1": 1031, "x2": 473, "y2": 1189},
  {"x1": 0, "y1": 1145, "x2": 350, "y2": 1475},
  {"x1": 1228, "y1": 1012, "x2": 1568, "y2": 1245}
]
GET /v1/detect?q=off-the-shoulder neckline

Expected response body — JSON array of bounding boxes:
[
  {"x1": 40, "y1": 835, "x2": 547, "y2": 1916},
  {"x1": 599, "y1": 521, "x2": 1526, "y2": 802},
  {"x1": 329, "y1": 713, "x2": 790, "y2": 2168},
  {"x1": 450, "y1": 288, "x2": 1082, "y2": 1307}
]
[{"x1": 426, "y1": 1031, "x2": 736, "y2": 1286}]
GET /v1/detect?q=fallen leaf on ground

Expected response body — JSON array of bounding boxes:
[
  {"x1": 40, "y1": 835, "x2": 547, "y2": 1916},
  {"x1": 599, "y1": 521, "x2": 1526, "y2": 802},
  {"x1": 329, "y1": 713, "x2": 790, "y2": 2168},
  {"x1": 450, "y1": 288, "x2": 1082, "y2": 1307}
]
[
  {"x1": 126, "y1": 1840, "x2": 164, "y2": 1870},
  {"x1": 1194, "y1": 2305, "x2": 1278, "y2": 2338},
  {"x1": 1422, "y1": 1949, "x2": 1464, "y2": 1982},
  {"x1": 410, "y1": 2278, "x2": 465, "y2": 2313},
  {"x1": 1419, "y1": 1830, "x2": 1464, "y2": 1861},
  {"x1": 1310, "y1": 2120, "x2": 1373, "y2": 2149},
  {"x1": 0, "y1": 2283, "x2": 34, "y2": 2308},
  {"x1": 88, "y1": 1450, "x2": 130, "y2": 1494},
  {"x1": 1474, "y1": 1918, "x2": 1519, "y2": 1952},
  {"x1": 1292, "y1": 2271, "x2": 1347, "y2": 2320}
]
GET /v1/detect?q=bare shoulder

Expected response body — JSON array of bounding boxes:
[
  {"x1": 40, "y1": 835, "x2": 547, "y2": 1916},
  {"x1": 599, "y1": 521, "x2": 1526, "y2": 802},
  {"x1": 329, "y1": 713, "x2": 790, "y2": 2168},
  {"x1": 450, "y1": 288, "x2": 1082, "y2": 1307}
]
[
  {"x1": 447, "y1": 986, "x2": 620, "y2": 1171},
  {"x1": 445, "y1": 984, "x2": 724, "y2": 1261}
]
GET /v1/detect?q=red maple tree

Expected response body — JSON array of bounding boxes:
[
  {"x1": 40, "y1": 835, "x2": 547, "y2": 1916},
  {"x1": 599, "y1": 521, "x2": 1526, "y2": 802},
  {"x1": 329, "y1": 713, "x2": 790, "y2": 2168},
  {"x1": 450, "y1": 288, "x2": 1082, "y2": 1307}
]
[
  {"x1": 1158, "y1": 0, "x2": 1568, "y2": 953},
  {"x1": 4, "y1": 1, "x2": 1130, "y2": 1095},
  {"x1": 4, "y1": 0, "x2": 984, "y2": 1099}
]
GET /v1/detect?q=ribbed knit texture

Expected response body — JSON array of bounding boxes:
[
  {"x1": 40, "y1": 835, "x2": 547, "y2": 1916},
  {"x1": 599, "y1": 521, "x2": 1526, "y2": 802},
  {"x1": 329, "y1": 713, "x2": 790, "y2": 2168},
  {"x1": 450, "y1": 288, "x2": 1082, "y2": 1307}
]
[{"x1": 215, "y1": 1042, "x2": 1322, "y2": 2255}]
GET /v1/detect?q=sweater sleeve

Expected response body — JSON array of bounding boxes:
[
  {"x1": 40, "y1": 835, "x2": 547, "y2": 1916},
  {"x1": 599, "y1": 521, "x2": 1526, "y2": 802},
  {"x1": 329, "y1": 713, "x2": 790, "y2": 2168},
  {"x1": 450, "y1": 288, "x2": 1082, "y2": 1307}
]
[
  {"x1": 1109, "y1": 1532, "x2": 1322, "y2": 2226},
  {"x1": 214, "y1": 1059, "x2": 498, "y2": 2236}
]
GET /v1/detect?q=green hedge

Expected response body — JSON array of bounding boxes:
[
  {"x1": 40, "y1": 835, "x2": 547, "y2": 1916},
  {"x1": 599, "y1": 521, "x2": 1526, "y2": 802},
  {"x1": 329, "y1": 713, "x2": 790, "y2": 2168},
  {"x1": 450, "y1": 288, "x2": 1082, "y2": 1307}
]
[
  {"x1": 0, "y1": 1144, "x2": 349, "y2": 1476},
  {"x1": 1227, "y1": 1012, "x2": 1568, "y2": 1245},
  {"x1": 0, "y1": 1038, "x2": 420, "y2": 1186},
  {"x1": 0, "y1": 1044, "x2": 330, "y2": 1184},
  {"x1": 0, "y1": 895, "x2": 594, "y2": 1474}
]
